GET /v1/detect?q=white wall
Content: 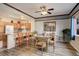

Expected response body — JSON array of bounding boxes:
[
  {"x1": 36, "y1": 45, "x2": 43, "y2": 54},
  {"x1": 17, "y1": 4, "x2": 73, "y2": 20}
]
[
  {"x1": 35, "y1": 21, "x2": 44, "y2": 34},
  {"x1": 35, "y1": 19, "x2": 70, "y2": 37},
  {"x1": 56, "y1": 19, "x2": 70, "y2": 36}
]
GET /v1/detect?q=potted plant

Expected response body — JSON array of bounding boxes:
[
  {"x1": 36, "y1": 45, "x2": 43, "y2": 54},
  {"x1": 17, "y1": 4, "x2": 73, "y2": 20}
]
[
  {"x1": 31, "y1": 31, "x2": 37, "y2": 36},
  {"x1": 62, "y1": 28, "x2": 71, "y2": 42}
]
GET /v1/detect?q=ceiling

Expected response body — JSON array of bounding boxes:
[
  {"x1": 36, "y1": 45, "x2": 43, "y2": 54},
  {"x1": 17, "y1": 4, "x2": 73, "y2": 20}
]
[
  {"x1": 0, "y1": 4, "x2": 27, "y2": 20},
  {"x1": 7, "y1": 3, "x2": 76, "y2": 18}
]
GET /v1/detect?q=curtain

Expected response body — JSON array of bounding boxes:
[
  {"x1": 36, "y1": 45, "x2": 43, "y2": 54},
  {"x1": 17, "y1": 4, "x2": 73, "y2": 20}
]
[{"x1": 71, "y1": 16, "x2": 77, "y2": 40}]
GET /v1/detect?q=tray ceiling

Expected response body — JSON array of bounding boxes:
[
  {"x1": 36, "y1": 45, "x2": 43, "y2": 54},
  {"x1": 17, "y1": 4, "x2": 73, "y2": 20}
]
[{"x1": 8, "y1": 3, "x2": 76, "y2": 18}]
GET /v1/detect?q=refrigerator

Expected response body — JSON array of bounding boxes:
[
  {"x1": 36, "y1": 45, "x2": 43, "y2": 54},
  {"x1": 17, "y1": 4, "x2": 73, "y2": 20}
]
[{"x1": 5, "y1": 25, "x2": 15, "y2": 49}]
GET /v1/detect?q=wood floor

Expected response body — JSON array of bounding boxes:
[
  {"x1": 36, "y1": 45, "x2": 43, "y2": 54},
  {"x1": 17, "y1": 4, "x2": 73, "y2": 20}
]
[{"x1": 0, "y1": 41, "x2": 78, "y2": 56}]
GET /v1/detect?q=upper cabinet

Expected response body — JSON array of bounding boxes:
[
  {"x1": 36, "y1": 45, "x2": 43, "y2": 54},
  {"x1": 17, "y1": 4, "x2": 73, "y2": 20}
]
[
  {"x1": 13, "y1": 21, "x2": 31, "y2": 31},
  {"x1": 25, "y1": 23, "x2": 31, "y2": 30},
  {"x1": 0, "y1": 21, "x2": 5, "y2": 33},
  {"x1": 0, "y1": 20, "x2": 32, "y2": 33}
]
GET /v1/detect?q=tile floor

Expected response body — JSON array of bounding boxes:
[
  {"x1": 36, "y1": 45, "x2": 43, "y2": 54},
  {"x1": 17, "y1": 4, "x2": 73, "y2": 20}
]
[{"x1": 0, "y1": 41, "x2": 79, "y2": 56}]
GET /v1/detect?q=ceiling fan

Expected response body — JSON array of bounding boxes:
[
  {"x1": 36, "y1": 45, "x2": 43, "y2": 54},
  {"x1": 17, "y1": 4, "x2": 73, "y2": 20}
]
[{"x1": 35, "y1": 6, "x2": 54, "y2": 15}]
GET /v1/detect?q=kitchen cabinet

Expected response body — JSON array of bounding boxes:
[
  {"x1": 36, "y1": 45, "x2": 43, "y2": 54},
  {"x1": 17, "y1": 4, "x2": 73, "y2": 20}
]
[
  {"x1": 0, "y1": 21, "x2": 5, "y2": 33},
  {"x1": 0, "y1": 33, "x2": 7, "y2": 48},
  {"x1": 25, "y1": 23, "x2": 31, "y2": 30}
]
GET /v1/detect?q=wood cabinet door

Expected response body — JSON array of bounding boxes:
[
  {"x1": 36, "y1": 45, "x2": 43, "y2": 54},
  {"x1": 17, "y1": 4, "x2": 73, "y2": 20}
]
[
  {"x1": 0, "y1": 21, "x2": 5, "y2": 33},
  {"x1": 0, "y1": 25, "x2": 4, "y2": 33},
  {"x1": 28, "y1": 23, "x2": 31, "y2": 30},
  {"x1": 25, "y1": 23, "x2": 31, "y2": 30}
]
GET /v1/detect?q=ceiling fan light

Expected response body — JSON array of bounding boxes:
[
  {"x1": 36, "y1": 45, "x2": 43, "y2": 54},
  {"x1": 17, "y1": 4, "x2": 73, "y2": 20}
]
[{"x1": 41, "y1": 11, "x2": 47, "y2": 15}]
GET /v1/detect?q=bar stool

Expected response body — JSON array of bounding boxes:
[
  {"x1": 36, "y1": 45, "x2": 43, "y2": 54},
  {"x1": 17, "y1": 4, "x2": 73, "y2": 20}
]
[
  {"x1": 17, "y1": 32, "x2": 23, "y2": 47},
  {"x1": 26, "y1": 32, "x2": 30, "y2": 48}
]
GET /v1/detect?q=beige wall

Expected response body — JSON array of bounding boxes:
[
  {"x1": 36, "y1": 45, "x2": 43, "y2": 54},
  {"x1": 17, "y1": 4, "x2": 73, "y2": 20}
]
[{"x1": 70, "y1": 11, "x2": 79, "y2": 52}]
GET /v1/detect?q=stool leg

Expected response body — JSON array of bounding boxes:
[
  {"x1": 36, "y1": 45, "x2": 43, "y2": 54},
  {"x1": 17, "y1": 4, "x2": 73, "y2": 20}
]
[
  {"x1": 18, "y1": 37, "x2": 22, "y2": 47},
  {"x1": 26, "y1": 38, "x2": 29, "y2": 48}
]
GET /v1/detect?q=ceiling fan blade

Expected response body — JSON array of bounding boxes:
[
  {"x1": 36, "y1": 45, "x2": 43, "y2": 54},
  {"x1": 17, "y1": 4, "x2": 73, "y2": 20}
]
[
  {"x1": 35, "y1": 11, "x2": 41, "y2": 13},
  {"x1": 47, "y1": 12, "x2": 52, "y2": 14},
  {"x1": 48, "y1": 8, "x2": 54, "y2": 11}
]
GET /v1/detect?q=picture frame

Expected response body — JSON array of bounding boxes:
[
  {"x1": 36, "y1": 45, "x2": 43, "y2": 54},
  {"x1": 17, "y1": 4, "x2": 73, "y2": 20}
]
[{"x1": 44, "y1": 21, "x2": 56, "y2": 31}]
